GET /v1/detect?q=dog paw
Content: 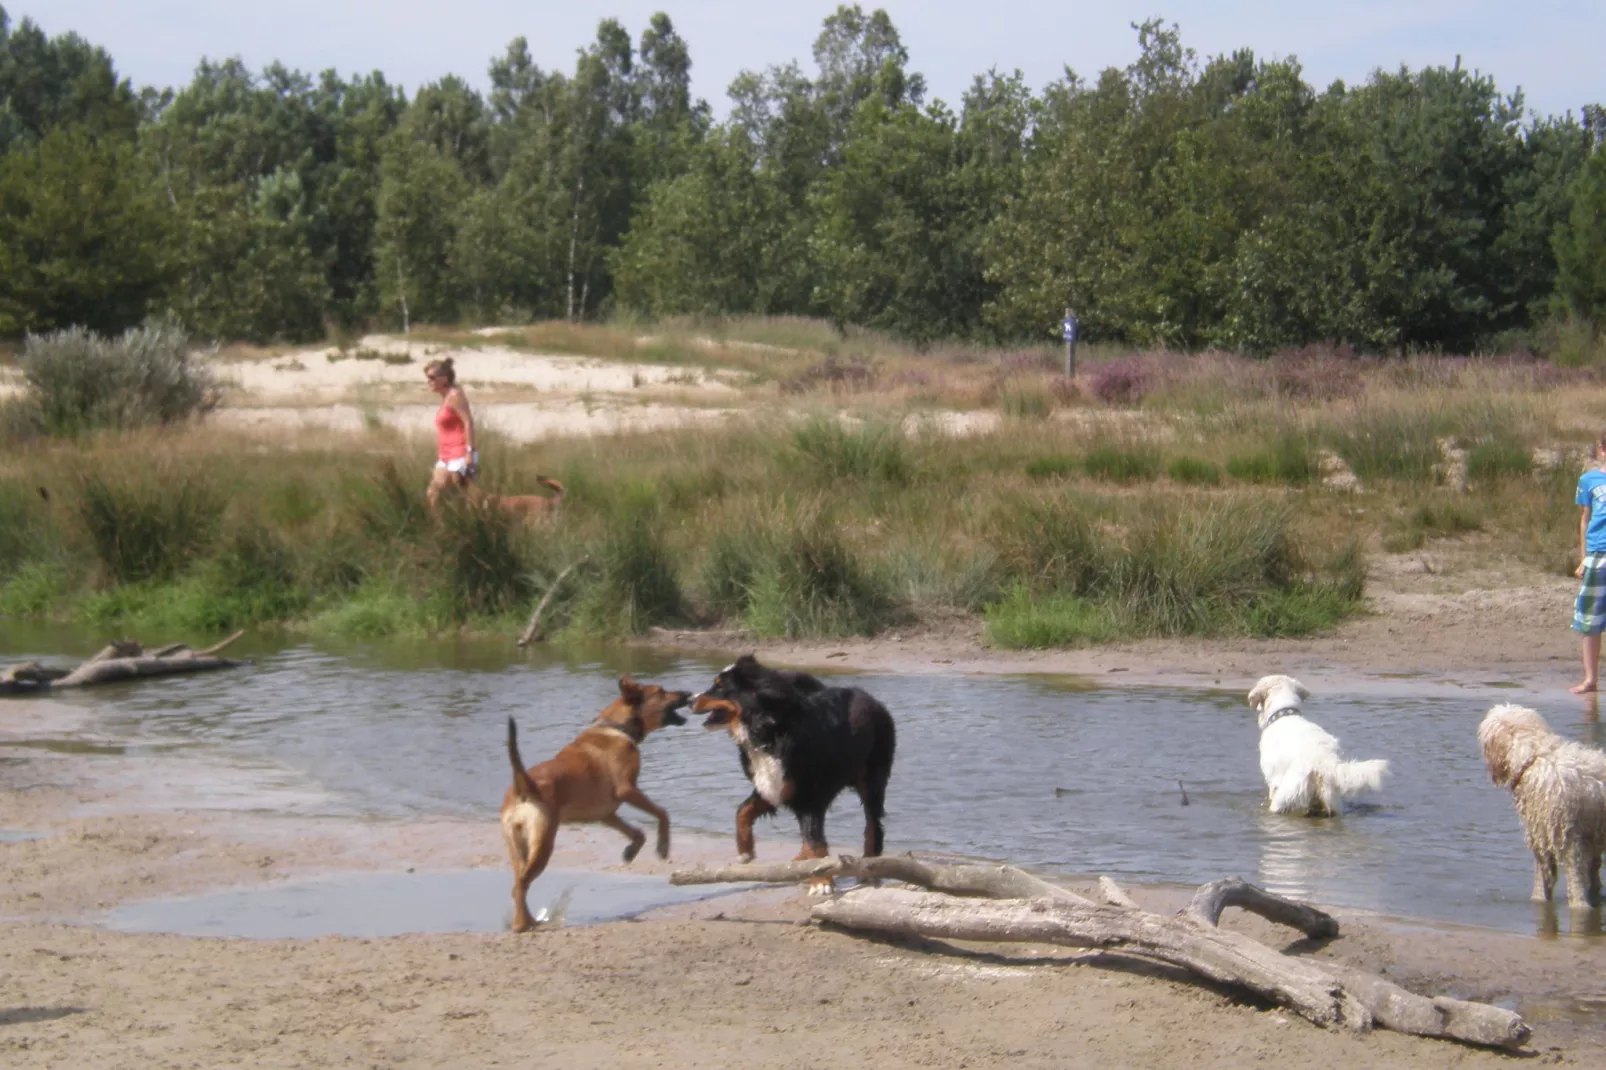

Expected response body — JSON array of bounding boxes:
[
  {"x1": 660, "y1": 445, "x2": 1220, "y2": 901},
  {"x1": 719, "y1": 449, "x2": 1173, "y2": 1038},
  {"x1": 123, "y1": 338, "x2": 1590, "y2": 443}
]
[
  {"x1": 738, "y1": 852, "x2": 755, "y2": 864},
  {"x1": 622, "y1": 841, "x2": 644, "y2": 863},
  {"x1": 656, "y1": 840, "x2": 670, "y2": 860}
]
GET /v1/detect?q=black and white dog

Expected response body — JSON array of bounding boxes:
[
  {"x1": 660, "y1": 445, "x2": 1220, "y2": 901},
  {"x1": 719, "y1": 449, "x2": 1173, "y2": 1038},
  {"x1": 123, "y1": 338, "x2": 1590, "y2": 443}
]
[{"x1": 693, "y1": 655, "x2": 895, "y2": 883}]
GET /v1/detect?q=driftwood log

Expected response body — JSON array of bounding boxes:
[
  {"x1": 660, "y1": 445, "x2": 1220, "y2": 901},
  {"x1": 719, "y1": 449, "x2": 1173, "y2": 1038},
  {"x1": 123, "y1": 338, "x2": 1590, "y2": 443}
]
[
  {"x1": 0, "y1": 631, "x2": 250, "y2": 695},
  {"x1": 670, "y1": 856, "x2": 1530, "y2": 1050}
]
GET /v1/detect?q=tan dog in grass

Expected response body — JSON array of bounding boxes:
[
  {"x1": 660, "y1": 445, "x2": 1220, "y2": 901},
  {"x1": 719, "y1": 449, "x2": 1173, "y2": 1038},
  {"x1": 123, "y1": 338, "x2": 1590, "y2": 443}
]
[
  {"x1": 465, "y1": 475, "x2": 565, "y2": 521},
  {"x1": 501, "y1": 675, "x2": 689, "y2": 932}
]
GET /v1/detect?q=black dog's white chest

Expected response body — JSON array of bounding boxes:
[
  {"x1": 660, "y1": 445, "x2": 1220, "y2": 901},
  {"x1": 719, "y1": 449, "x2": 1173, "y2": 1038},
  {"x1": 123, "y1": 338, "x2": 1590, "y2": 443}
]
[{"x1": 732, "y1": 722, "x2": 786, "y2": 806}]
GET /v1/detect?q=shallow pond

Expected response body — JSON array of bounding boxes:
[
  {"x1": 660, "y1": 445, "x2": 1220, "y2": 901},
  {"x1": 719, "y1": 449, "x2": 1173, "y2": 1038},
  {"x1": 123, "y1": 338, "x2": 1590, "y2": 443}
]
[{"x1": 2, "y1": 627, "x2": 1601, "y2": 937}]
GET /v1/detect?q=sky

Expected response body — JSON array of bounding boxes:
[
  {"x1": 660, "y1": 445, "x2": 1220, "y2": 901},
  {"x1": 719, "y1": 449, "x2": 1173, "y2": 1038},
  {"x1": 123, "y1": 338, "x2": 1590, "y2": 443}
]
[{"x1": 19, "y1": 1, "x2": 1606, "y2": 122}]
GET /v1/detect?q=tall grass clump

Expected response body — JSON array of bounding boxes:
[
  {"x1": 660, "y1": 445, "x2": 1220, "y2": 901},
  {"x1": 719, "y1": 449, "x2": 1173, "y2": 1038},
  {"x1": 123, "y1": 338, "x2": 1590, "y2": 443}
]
[
  {"x1": 1382, "y1": 498, "x2": 1485, "y2": 553},
  {"x1": 986, "y1": 494, "x2": 1365, "y2": 645},
  {"x1": 192, "y1": 519, "x2": 308, "y2": 626},
  {"x1": 1024, "y1": 455, "x2": 1079, "y2": 480},
  {"x1": 1325, "y1": 407, "x2": 1445, "y2": 484},
  {"x1": 998, "y1": 379, "x2": 1054, "y2": 420},
  {"x1": 1226, "y1": 433, "x2": 1317, "y2": 485},
  {"x1": 11, "y1": 321, "x2": 218, "y2": 436},
  {"x1": 430, "y1": 498, "x2": 536, "y2": 620},
  {"x1": 1465, "y1": 436, "x2": 1534, "y2": 484},
  {"x1": 741, "y1": 511, "x2": 898, "y2": 638},
  {"x1": 785, "y1": 416, "x2": 912, "y2": 485},
  {"x1": 0, "y1": 481, "x2": 49, "y2": 574},
  {"x1": 349, "y1": 462, "x2": 431, "y2": 543},
  {"x1": 1168, "y1": 456, "x2": 1221, "y2": 486},
  {"x1": 566, "y1": 485, "x2": 682, "y2": 636},
  {"x1": 1083, "y1": 444, "x2": 1161, "y2": 483},
  {"x1": 984, "y1": 584, "x2": 1116, "y2": 647},
  {"x1": 77, "y1": 475, "x2": 223, "y2": 583}
]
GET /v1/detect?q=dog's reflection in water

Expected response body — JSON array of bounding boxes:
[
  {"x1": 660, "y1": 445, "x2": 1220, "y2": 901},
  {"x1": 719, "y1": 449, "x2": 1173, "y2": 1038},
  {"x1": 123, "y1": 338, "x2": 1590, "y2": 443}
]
[
  {"x1": 1254, "y1": 811, "x2": 1383, "y2": 907},
  {"x1": 1536, "y1": 900, "x2": 1605, "y2": 939}
]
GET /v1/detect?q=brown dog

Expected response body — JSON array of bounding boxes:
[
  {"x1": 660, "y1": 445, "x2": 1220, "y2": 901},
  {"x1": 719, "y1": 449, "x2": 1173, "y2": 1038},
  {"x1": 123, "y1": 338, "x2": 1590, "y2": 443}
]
[
  {"x1": 501, "y1": 675, "x2": 689, "y2": 932},
  {"x1": 481, "y1": 475, "x2": 565, "y2": 520}
]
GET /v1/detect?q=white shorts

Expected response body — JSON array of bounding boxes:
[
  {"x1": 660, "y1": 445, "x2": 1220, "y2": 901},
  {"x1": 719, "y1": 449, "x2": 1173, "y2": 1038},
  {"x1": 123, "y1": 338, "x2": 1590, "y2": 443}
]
[{"x1": 436, "y1": 451, "x2": 478, "y2": 474}]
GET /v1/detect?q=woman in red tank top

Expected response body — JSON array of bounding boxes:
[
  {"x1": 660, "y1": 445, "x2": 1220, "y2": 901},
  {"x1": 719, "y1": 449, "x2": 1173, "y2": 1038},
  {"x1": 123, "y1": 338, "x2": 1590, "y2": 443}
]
[{"x1": 424, "y1": 357, "x2": 477, "y2": 510}]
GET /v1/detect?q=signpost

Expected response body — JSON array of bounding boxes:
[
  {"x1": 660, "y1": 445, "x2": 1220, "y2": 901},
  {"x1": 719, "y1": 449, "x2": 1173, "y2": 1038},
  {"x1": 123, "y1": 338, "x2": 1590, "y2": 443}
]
[{"x1": 1061, "y1": 307, "x2": 1079, "y2": 378}]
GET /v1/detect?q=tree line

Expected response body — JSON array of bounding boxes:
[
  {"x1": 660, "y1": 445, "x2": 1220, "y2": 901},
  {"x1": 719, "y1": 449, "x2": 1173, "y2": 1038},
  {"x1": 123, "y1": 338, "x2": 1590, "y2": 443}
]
[{"x1": 1, "y1": 3, "x2": 1603, "y2": 353}]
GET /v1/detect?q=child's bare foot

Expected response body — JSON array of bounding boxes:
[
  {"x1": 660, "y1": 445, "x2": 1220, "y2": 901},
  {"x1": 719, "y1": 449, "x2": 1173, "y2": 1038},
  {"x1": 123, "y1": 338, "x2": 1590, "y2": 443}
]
[{"x1": 1571, "y1": 680, "x2": 1598, "y2": 694}]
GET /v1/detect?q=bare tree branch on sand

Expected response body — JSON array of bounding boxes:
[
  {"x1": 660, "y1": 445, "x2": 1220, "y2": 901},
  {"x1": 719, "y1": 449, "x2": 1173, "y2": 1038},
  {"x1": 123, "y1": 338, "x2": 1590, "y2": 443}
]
[{"x1": 670, "y1": 855, "x2": 1529, "y2": 1050}]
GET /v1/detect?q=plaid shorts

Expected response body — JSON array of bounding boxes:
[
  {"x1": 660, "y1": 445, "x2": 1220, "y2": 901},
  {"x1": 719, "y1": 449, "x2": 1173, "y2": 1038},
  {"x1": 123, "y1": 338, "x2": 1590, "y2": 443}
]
[{"x1": 1575, "y1": 552, "x2": 1606, "y2": 635}]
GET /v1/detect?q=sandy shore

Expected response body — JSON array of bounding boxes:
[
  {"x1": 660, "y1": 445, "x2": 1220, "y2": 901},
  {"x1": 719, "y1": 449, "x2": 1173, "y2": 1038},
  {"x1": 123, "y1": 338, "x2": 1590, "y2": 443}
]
[{"x1": 4, "y1": 337, "x2": 1606, "y2": 1067}]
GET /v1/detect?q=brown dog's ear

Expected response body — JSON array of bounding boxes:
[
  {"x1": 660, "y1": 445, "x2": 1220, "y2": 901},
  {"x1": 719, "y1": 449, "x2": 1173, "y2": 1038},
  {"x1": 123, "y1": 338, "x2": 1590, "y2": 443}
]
[{"x1": 618, "y1": 674, "x2": 643, "y2": 704}]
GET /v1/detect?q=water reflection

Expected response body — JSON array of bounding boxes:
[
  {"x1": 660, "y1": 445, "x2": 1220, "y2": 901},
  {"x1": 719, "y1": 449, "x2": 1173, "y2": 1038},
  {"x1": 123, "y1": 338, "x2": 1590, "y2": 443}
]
[{"x1": 1536, "y1": 902, "x2": 1606, "y2": 939}]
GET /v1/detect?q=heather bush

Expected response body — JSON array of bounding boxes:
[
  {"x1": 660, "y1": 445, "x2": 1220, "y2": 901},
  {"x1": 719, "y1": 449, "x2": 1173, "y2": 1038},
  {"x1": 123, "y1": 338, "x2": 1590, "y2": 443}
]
[{"x1": 1086, "y1": 356, "x2": 1152, "y2": 405}]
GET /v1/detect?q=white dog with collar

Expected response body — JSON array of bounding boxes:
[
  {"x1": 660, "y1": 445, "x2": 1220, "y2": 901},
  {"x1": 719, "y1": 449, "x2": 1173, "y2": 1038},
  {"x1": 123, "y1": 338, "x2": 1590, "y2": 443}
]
[{"x1": 1247, "y1": 674, "x2": 1389, "y2": 816}]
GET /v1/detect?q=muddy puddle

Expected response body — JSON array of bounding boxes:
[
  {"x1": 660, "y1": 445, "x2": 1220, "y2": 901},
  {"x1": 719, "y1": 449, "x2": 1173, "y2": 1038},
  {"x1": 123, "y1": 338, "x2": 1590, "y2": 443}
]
[{"x1": 104, "y1": 867, "x2": 746, "y2": 939}]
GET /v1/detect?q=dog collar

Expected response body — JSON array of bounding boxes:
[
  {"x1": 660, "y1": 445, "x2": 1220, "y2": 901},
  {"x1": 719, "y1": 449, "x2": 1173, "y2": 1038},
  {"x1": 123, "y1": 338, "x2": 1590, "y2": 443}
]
[
  {"x1": 591, "y1": 716, "x2": 645, "y2": 743},
  {"x1": 1259, "y1": 705, "x2": 1300, "y2": 732}
]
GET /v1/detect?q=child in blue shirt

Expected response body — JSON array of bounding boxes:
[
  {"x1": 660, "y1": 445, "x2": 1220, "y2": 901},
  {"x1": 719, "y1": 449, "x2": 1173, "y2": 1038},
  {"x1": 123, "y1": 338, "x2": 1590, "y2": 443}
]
[{"x1": 1572, "y1": 436, "x2": 1606, "y2": 693}]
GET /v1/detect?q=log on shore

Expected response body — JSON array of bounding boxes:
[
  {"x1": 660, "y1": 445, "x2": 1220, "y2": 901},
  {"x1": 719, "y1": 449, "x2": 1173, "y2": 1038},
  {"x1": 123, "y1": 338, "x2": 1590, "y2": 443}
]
[
  {"x1": 671, "y1": 855, "x2": 1529, "y2": 1050},
  {"x1": 0, "y1": 631, "x2": 250, "y2": 695}
]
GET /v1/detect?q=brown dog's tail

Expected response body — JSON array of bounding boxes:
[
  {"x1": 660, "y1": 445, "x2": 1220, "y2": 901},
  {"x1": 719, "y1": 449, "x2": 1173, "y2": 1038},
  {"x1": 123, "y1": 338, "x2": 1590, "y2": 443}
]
[
  {"x1": 535, "y1": 475, "x2": 565, "y2": 502},
  {"x1": 507, "y1": 717, "x2": 542, "y2": 803}
]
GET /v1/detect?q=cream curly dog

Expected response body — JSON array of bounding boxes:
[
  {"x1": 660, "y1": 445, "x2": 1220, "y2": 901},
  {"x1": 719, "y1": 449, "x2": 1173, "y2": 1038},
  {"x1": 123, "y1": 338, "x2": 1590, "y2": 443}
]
[{"x1": 1478, "y1": 703, "x2": 1606, "y2": 908}]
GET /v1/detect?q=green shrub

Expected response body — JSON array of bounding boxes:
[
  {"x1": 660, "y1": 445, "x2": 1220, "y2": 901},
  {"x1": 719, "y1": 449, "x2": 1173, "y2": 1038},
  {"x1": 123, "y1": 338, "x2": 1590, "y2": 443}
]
[
  {"x1": 1083, "y1": 445, "x2": 1161, "y2": 483},
  {"x1": 77, "y1": 475, "x2": 223, "y2": 583},
  {"x1": 16, "y1": 320, "x2": 218, "y2": 436},
  {"x1": 1168, "y1": 457, "x2": 1222, "y2": 486}
]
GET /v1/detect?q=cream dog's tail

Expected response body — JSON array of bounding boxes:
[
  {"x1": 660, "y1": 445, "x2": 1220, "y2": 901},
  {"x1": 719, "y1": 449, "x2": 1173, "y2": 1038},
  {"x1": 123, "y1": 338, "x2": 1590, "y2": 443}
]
[{"x1": 1333, "y1": 758, "x2": 1389, "y2": 796}]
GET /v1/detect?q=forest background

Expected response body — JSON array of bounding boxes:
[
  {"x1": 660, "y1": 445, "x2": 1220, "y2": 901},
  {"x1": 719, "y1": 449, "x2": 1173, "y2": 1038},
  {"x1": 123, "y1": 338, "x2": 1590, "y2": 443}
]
[{"x1": 3, "y1": 3, "x2": 1605, "y2": 357}]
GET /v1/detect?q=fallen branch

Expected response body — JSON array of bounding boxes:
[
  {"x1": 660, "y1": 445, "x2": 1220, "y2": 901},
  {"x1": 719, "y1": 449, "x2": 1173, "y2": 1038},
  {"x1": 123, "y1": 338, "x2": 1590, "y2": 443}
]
[
  {"x1": 0, "y1": 632, "x2": 250, "y2": 695},
  {"x1": 673, "y1": 854, "x2": 1529, "y2": 1049},
  {"x1": 671, "y1": 854, "x2": 1092, "y2": 905},
  {"x1": 517, "y1": 559, "x2": 586, "y2": 647}
]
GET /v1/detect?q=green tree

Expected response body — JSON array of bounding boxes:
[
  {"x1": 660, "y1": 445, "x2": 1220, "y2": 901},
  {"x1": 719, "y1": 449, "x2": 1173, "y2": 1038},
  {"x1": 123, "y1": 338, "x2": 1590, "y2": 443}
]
[
  {"x1": 0, "y1": 125, "x2": 166, "y2": 334},
  {"x1": 1556, "y1": 147, "x2": 1606, "y2": 322},
  {"x1": 0, "y1": 6, "x2": 139, "y2": 152},
  {"x1": 375, "y1": 130, "x2": 468, "y2": 327}
]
